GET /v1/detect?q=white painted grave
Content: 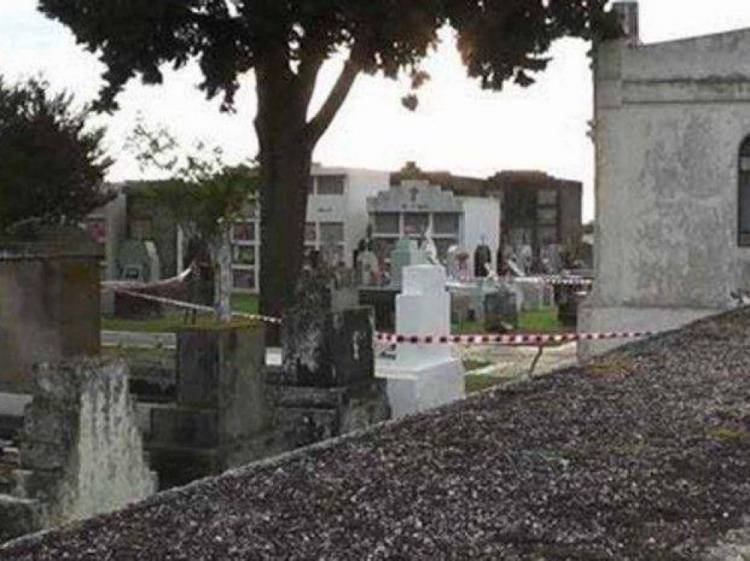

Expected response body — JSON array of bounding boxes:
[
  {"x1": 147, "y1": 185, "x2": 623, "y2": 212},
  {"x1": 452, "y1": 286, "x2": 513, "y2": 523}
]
[{"x1": 377, "y1": 264, "x2": 465, "y2": 418}]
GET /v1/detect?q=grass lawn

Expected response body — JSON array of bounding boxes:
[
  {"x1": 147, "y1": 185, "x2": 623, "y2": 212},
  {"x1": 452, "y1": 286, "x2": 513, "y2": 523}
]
[
  {"x1": 103, "y1": 296, "x2": 569, "y2": 336},
  {"x1": 465, "y1": 374, "x2": 504, "y2": 394},
  {"x1": 231, "y1": 293, "x2": 259, "y2": 315},
  {"x1": 462, "y1": 359, "x2": 493, "y2": 372},
  {"x1": 102, "y1": 294, "x2": 260, "y2": 333},
  {"x1": 452, "y1": 308, "x2": 567, "y2": 335},
  {"x1": 518, "y1": 309, "x2": 569, "y2": 333}
]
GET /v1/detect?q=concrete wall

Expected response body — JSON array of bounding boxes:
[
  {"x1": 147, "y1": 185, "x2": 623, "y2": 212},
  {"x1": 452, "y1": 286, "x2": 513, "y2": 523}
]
[
  {"x1": 146, "y1": 326, "x2": 281, "y2": 487},
  {"x1": 87, "y1": 188, "x2": 127, "y2": 281},
  {"x1": 582, "y1": 29, "x2": 750, "y2": 354},
  {"x1": 306, "y1": 168, "x2": 391, "y2": 267},
  {"x1": 126, "y1": 186, "x2": 180, "y2": 279},
  {"x1": 0, "y1": 230, "x2": 102, "y2": 393},
  {"x1": 559, "y1": 183, "x2": 583, "y2": 245},
  {"x1": 342, "y1": 168, "x2": 392, "y2": 266}
]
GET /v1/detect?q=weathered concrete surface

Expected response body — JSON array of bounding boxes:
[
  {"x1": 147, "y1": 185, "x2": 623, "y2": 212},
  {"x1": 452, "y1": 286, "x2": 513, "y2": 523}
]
[
  {"x1": 281, "y1": 272, "x2": 375, "y2": 388},
  {"x1": 0, "y1": 227, "x2": 103, "y2": 393},
  {"x1": 0, "y1": 358, "x2": 156, "y2": 544},
  {"x1": 22, "y1": 360, "x2": 156, "y2": 524},
  {"x1": 0, "y1": 495, "x2": 41, "y2": 544},
  {"x1": 583, "y1": 24, "x2": 750, "y2": 355},
  {"x1": 147, "y1": 326, "x2": 280, "y2": 487}
]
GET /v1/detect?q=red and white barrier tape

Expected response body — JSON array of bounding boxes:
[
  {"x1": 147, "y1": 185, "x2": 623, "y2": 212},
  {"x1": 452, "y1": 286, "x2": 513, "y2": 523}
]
[
  {"x1": 114, "y1": 288, "x2": 653, "y2": 347},
  {"x1": 375, "y1": 330, "x2": 656, "y2": 346},
  {"x1": 113, "y1": 289, "x2": 283, "y2": 326},
  {"x1": 512, "y1": 276, "x2": 594, "y2": 287}
]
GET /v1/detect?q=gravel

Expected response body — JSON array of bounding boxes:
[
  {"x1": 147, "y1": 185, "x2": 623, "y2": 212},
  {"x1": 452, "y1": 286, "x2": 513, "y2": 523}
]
[{"x1": 4, "y1": 308, "x2": 750, "y2": 560}]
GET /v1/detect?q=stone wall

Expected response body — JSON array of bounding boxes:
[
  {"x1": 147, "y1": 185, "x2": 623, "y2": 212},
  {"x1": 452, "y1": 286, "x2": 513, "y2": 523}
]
[
  {"x1": 0, "y1": 358, "x2": 157, "y2": 543},
  {"x1": 146, "y1": 325, "x2": 281, "y2": 488},
  {"x1": 582, "y1": 27, "x2": 750, "y2": 355},
  {"x1": 0, "y1": 227, "x2": 102, "y2": 393}
]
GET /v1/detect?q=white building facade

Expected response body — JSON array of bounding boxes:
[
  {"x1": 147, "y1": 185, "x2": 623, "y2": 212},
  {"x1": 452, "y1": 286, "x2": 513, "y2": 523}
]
[
  {"x1": 367, "y1": 180, "x2": 501, "y2": 274},
  {"x1": 231, "y1": 166, "x2": 390, "y2": 293},
  {"x1": 580, "y1": 1, "x2": 750, "y2": 355}
]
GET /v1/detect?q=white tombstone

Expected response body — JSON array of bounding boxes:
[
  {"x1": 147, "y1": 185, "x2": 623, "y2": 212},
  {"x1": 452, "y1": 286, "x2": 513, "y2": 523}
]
[{"x1": 376, "y1": 264, "x2": 465, "y2": 419}]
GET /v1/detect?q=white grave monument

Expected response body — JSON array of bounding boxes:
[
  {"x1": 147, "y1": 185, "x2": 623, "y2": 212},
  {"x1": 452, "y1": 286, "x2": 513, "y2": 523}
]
[{"x1": 377, "y1": 264, "x2": 465, "y2": 418}]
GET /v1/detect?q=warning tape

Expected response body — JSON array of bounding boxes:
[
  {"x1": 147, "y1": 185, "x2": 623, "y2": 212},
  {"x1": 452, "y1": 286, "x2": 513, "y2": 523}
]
[
  {"x1": 113, "y1": 289, "x2": 283, "y2": 326},
  {"x1": 374, "y1": 330, "x2": 656, "y2": 346},
  {"x1": 113, "y1": 289, "x2": 652, "y2": 347},
  {"x1": 512, "y1": 276, "x2": 594, "y2": 287}
]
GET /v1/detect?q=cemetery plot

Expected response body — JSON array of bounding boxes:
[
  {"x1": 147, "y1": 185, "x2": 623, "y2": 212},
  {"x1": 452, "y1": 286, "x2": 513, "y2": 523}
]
[{"x1": 6, "y1": 307, "x2": 750, "y2": 559}]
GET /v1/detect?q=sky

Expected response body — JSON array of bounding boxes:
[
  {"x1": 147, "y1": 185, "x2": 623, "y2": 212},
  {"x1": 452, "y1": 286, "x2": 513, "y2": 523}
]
[{"x1": 2, "y1": 1, "x2": 750, "y2": 221}]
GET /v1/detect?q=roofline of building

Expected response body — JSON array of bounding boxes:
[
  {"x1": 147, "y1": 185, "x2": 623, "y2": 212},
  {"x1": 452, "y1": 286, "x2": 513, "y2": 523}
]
[{"x1": 625, "y1": 25, "x2": 750, "y2": 50}]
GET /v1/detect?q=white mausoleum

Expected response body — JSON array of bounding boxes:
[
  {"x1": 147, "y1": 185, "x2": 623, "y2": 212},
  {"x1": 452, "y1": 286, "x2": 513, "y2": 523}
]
[
  {"x1": 231, "y1": 165, "x2": 390, "y2": 293},
  {"x1": 580, "y1": 1, "x2": 750, "y2": 354}
]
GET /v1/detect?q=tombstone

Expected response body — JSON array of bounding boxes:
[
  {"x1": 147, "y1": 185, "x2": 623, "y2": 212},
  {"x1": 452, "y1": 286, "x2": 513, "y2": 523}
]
[
  {"x1": 275, "y1": 270, "x2": 389, "y2": 445},
  {"x1": 0, "y1": 226, "x2": 103, "y2": 394},
  {"x1": 446, "y1": 245, "x2": 461, "y2": 279},
  {"x1": 377, "y1": 265, "x2": 465, "y2": 418},
  {"x1": 421, "y1": 226, "x2": 439, "y2": 265},
  {"x1": 117, "y1": 239, "x2": 161, "y2": 282},
  {"x1": 514, "y1": 278, "x2": 555, "y2": 312},
  {"x1": 506, "y1": 256, "x2": 526, "y2": 277},
  {"x1": 484, "y1": 283, "x2": 519, "y2": 331},
  {"x1": 543, "y1": 244, "x2": 563, "y2": 274},
  {"x1": 389, "y1": 238, "x2": 428, "y2": 288},
  {"x1": 147, "y1": 324, "x2": 273, "y2": 487},
  {"x1": 474, "y1": 242, "x2": 492, "y2": 278},
  {"x1": 520, "y1": 243, "x2": 533, "y2": 273},
  {"x1": 357, "y1": 249, "x2": 379, "y2": 287}
]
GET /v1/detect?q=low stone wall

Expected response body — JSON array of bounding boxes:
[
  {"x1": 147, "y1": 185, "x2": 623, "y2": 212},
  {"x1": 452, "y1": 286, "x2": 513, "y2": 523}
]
[
  {"x1": 0, "y1": 358, "x2": 157, "y2": 543},
  {"x1": 0, "y1": 228, "x2": 103, "y2": 393}
]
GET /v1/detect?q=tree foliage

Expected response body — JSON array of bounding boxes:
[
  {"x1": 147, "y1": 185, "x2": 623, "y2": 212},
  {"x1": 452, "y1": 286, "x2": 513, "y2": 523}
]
[
  {"x1": 39, "y1": 0, "x2": 620, "y2": 317},
  {"x1": 127, "y1": 121, "x2": 255, "y2": 244},
  {"x1": 0, "y1": 76, "x2": 112, "y2": 232},
  {"x1": 38, "y1": 0, "x2": 619, "y2": 114},
  {"x1": 127, "y1": 121, "x2": 257, "y2": 321}
]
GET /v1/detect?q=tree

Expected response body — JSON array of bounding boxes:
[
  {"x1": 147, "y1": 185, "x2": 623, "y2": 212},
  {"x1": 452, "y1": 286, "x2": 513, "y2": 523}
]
[
  {"x1": 39, "y1": 0, "x2": 619, "y2": 318},
  {"x1": 0, "y1": 75, "x2": 112, "y2": 232},
  {"x1": 127, "y1": 121, "x2": 256, "y2": 323}
]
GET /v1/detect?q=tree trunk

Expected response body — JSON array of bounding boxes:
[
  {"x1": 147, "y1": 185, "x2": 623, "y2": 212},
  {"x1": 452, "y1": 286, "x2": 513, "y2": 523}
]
[
  {"x1": 211, "y1": 232, "x2": 233, "y2": 323},
  {"x1": 257, "y1": 139, "x2": 312, "y2": 322},
  {"x1": 254, "y1": 53, "x2": 359, "y2": 324},
  {"x1": 255, "y1": 64, "x2": 313, "y2": 323}
]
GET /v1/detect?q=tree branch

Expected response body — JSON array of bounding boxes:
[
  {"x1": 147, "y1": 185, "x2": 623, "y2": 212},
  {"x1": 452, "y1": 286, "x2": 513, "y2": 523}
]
[
  {"x1": 297, "y1": 48, "x2": 326, "y2": 109},
  {"x1": 304, "y1": 56, "x2": 360, "y2": 145}
]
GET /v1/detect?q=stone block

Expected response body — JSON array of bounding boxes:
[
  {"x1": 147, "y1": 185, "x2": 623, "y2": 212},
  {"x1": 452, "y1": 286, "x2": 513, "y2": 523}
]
[
  {"x1": 484, "y1": 287, "x2": 518, "y2": 330},
  {"x1": 0, "y1": 494, "x2": 43, "y2": 543},
  {"x1": 0, "y1": 227, "x2": 103, "y2": 393},
  {"x1": 149, "y1": 407, "x2": 219, "y2": 449},
  {"x1": 282, "y1": 307, "x2": 374, "y2": 388},
  {"x1": 19, "y1": 440, "x2": 67, "y2": 471},
  {"x1": 378, "y1": 359, "x2": 465, "y2": 419},
  {"x1": 176, "y1": 326, "x2": 267, "y2": 425},
  {"x1": 278, "y1": 407, "x2": 340, "y2": 447},
  {"x1": 358, "y1": 288, "x2": 397, "y2": 331},
  {"x1": 15, "y1": 358, "x2": 156, "y2": 526}
]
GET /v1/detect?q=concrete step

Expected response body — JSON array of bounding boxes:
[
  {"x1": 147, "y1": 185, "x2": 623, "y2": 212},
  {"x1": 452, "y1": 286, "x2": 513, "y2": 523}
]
[{"x1": 0, "y1": 493, "x2": 43, "y2": 543}]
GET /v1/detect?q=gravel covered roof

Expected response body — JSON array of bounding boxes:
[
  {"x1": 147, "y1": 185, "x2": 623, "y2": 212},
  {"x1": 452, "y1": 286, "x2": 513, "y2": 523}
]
[{"x1": 5, "y1": 308, "x2": 750, "y2": 560}]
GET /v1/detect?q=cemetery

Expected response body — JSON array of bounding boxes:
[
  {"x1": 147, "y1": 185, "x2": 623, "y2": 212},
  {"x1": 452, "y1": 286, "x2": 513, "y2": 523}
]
[
  {"x1": 0, "y1": 208, "x2": 588, "y2": 544},
  {"x1": 4, "y1": 307, "x2": 750, "y2": 559},
  {"x1": 5, "y1": 0, "x2": 750, "y2": 558}
]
